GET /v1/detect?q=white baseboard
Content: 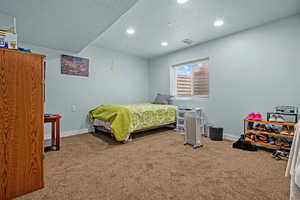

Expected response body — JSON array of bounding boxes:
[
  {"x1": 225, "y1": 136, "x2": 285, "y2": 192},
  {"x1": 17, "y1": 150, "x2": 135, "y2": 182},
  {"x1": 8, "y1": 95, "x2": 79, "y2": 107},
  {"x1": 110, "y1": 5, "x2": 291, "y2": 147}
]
[
  {"x1": 60, "y1": 128, "x2": 239, "y2": 141},
  {"x1": 223, "y1": 134, "x2": 239, "y2": 141},
  {"x1": 61, "y1": 127, "x2": 94, "y2": 138}
]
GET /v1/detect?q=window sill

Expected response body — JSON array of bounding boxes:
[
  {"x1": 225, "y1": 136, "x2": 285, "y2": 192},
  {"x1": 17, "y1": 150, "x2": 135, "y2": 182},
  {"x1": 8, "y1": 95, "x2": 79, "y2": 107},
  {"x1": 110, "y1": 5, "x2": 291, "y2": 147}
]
[{"x1": 172, "y1": 96, "x2": 209, "y2": 101}]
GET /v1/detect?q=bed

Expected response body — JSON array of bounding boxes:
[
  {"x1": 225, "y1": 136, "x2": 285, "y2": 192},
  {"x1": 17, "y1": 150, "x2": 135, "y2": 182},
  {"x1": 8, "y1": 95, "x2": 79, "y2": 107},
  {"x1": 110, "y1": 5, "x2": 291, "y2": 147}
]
[{"x1": 88, "y1": 104, "x2": 177, "y2": 142}]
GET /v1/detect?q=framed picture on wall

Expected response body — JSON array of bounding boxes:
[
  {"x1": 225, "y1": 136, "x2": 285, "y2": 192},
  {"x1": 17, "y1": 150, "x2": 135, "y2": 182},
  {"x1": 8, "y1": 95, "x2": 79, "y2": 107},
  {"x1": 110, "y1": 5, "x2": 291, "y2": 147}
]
[{"x1": 61, "y1": 55, "x2": 89, "y2": 77}]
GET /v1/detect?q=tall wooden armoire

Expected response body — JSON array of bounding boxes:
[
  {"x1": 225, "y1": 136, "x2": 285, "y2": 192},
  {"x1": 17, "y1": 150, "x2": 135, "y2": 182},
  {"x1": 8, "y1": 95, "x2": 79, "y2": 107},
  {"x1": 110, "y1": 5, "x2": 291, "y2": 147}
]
[{"x1": 0, "y1": 49, "x2": 45, "y2": 200}]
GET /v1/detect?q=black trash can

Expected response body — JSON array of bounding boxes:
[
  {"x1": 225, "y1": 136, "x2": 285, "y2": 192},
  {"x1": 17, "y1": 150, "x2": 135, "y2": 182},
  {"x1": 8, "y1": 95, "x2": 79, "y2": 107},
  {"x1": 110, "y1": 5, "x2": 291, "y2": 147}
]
[{"x1": 209, "y1": 127, "x2": 223, "y2": 141}]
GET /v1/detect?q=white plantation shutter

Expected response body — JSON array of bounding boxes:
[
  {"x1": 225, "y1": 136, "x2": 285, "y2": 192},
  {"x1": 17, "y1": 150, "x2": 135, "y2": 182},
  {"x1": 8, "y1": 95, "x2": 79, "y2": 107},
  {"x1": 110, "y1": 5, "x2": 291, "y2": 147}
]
[
  {"x1": 174, "y1": 59, "x2": 209, "y2": 97},
  {"x1": 192, "y1": 62, "x2": 208, "y2": 96},
  {"x1": 176, "y1": 74, "x2": 192, "y2": 96}
]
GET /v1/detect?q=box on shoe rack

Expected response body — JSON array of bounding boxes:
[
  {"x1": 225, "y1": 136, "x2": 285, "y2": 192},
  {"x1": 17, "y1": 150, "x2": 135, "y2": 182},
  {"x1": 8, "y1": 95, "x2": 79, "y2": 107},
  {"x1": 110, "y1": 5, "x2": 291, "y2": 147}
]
[{"x1": 0, "y1": 31, "x2": 17, "y2": 49}]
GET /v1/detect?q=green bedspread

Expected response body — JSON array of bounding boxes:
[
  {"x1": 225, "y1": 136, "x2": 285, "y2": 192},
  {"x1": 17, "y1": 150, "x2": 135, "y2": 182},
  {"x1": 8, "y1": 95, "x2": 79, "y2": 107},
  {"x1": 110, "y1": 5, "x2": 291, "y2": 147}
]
[{"x1": 89, "y1": 104, "x2": 177, "y2": 141}]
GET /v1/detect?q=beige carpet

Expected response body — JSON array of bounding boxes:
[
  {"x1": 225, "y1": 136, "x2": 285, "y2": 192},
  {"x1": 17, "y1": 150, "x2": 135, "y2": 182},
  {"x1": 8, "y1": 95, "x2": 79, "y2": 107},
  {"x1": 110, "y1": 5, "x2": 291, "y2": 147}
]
[{"x1": 17, "y1": 129, "x2": 290, "y2": 200}]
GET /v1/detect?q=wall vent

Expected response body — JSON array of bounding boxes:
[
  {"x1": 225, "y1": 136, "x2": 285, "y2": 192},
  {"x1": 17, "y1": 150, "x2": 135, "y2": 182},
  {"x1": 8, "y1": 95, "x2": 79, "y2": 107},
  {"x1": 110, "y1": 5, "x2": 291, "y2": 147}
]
[{"x1": 182, "y1": 39, "x2": 193, "y2": 45}]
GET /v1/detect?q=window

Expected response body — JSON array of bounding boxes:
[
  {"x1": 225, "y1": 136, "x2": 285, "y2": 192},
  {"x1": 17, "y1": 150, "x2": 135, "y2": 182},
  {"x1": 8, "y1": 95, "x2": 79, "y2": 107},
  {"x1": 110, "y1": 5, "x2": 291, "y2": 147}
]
[{"x1": 171, "y1": 58, "x2": 209, "y2": 98}]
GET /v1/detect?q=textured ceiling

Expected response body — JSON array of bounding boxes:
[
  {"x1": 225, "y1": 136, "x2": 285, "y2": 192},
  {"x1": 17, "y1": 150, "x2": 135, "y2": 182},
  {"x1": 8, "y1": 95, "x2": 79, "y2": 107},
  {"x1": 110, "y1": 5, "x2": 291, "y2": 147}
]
[
  {"x1": 92, "y1": 0, "x2": 300, "y2": 58},
  {"x1": 0, "y1": 0, "x2": 138, "y2": 52}
]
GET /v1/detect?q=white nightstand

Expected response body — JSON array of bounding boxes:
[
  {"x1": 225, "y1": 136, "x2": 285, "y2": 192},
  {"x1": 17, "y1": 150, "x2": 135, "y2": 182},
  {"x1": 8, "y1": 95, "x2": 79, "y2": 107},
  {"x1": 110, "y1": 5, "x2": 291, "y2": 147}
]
[{"x1": 176, "y1": 108, "x2": 193, "y2": 132}]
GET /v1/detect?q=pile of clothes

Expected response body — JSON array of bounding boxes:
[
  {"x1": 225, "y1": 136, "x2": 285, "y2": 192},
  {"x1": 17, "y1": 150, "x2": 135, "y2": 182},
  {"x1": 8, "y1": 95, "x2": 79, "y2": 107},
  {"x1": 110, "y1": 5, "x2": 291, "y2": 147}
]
[{"x1": 232, "y1": 135, "x2": 257, "y2": 151}]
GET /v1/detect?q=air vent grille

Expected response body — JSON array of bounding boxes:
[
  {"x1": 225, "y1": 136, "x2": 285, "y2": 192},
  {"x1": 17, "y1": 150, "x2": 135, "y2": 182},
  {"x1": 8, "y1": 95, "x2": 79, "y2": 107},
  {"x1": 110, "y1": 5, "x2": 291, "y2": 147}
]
[{"x1": 182, "y1": 39, "x2": 193, "y2": 45}]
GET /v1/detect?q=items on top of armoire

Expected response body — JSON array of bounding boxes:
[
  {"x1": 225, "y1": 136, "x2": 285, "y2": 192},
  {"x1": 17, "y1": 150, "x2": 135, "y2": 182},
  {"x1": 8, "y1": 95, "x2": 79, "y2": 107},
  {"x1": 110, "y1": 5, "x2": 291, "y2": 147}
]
[
  {"x1": 0, "y1": 12, "x2": 17, "y2": 49},
  {"x1": 0, "y1": 12, "x2": 32, "y2": 52}
]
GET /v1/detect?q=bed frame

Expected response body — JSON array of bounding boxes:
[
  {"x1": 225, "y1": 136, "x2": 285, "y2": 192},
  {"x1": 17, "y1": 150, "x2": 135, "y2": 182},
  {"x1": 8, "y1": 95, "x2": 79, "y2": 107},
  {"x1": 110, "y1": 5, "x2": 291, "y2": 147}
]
[{"x1": 94, "y1": 121, "x2": 176, "y2": 143}]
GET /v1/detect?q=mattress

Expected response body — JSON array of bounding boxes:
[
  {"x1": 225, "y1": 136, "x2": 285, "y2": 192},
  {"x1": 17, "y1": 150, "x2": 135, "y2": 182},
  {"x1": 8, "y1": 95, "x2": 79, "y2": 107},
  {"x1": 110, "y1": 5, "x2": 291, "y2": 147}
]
[
  {"x1": 89, "y1": 104, "x2": 177, "y2": 141},
  {"x1": 93, "y1": 118, "x2": 112, "y2": 131}
]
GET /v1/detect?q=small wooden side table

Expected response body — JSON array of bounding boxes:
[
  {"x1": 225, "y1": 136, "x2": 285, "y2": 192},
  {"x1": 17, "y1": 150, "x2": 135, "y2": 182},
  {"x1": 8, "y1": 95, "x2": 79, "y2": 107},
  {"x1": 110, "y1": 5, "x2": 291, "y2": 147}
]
[{"x1": 44, "y1": 114, "x2": 62, "y2": 151}]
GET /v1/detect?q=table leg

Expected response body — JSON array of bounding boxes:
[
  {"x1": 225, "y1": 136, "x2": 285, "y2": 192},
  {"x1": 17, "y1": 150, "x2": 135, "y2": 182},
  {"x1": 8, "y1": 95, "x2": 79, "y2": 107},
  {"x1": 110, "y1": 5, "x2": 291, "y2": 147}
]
[
  {"x1": 56, "y1": 119, "x2": 60, "y2": 151},
  {"x1": 51, "y1": 121, "x2": 56, "y2": 150}
]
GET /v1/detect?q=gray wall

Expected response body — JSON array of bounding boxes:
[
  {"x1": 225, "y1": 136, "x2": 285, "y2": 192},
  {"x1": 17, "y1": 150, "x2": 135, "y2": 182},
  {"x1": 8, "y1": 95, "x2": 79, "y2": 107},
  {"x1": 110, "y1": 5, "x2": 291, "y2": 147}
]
[
  {"x1": 0, "y1": 12, "x2": 14, "y2": 30},
  {"x1": 149, "y1": 15, "x2": 300, "y2": 138},
  {"x1": 21, "y1": 43, "x2": 150, "y2": 138}
]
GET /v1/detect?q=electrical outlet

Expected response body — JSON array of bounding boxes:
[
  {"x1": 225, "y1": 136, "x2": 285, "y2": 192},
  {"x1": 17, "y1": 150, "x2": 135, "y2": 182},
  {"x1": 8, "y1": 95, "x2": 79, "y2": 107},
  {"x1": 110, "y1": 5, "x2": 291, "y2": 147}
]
[{"x1": 71, "y1": 105, "x2": 76, "y2": 112}]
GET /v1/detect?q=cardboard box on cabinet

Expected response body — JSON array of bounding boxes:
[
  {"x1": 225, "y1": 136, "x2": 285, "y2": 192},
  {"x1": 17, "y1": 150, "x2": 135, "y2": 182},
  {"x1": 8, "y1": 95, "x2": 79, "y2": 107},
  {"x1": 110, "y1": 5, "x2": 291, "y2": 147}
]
[{"x1": 0, "y1": 31, "x2": 17, "y2": 49}]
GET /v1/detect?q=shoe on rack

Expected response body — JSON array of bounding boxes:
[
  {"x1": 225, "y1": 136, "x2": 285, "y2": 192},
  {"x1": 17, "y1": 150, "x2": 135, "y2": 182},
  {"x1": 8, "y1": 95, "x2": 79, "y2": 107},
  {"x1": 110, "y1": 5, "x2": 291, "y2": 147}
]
[
  {"x1": 275, "y1": 140, "x2": 284, "y2": 146},
  {"x1": 265, "y1": 124, "x2": 273, "y2": 132},
  {"x1": 259, "y1": 124, "x2": 267, "y2": 131},
  {"x1": 246, "y1": 113, "x2": 256, "y2": 119},
  {"x1": 274, "y1": 128, "x2": 280, "y2": 134},
  {"x1": 275, "y1": 137, "x2": 288, "y2": 146},
  {"x1": 254, "y1": 113, "x2": 263, "y2": 121},
  {"x1": 253, "y1": 123, "x2": 260, "y2": 130},
  {"x1": 254, "y1": 124, "x2": 266, "y2": 131},
  {"x1": 268, "y1": 128, "x2": 275, "y2": 133},
  {"x1": 281, "y1": 138, "x2": 290, "y2": 147},
  {"x1": 271, "y1": 125, "x2": 280, "y2": 133},
  {"x1": 280, "y1": 126, "x2": 289, "y2": 135},
  {"x1": 268, "y1": 137, "x2": 275, "y2": 145},
  {"x1": 256, "y1": 134, "x2": 268, "y2": 142}
]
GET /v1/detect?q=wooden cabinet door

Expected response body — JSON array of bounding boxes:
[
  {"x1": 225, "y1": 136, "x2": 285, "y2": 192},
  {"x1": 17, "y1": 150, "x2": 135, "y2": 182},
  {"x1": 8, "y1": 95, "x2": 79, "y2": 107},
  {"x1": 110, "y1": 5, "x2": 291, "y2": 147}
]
[{"x1": 0, "y1": 49, "x2": 44, "y2": 200}]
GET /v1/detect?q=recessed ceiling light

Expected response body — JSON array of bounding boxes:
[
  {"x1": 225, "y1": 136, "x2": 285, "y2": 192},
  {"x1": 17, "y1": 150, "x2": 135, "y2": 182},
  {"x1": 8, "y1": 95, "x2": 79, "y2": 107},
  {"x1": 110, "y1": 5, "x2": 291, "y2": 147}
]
[
  {"x1": 177, "y1": 0, "x2": 189, "y2": 4},
  {"x1": 126, "y1": 28, "x2": 135, "y2": 35},
  {"x1": 214, "y1": 19, "x2": 224, "y2": 27},
  {"x1": 161, "y1": 42, "x2": 168, "y2": 47}
]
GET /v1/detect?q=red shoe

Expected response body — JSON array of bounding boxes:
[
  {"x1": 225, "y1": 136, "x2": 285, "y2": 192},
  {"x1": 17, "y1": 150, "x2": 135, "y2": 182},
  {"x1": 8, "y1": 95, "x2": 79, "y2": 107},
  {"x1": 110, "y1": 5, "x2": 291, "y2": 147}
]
[
  {"x1": 247, "y1": 113, "x2": 256, "y2": 119},
  {"x1": 254, "y1": 113, "x2": 263, "y2": 121}
]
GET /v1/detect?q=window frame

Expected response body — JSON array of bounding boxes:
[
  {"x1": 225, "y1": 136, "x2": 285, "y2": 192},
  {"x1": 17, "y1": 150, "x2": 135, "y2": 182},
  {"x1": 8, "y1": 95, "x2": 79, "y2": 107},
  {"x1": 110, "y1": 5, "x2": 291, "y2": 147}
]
[{"x1": 170, "y1": 58, "x2": 209, "y2": 100}]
